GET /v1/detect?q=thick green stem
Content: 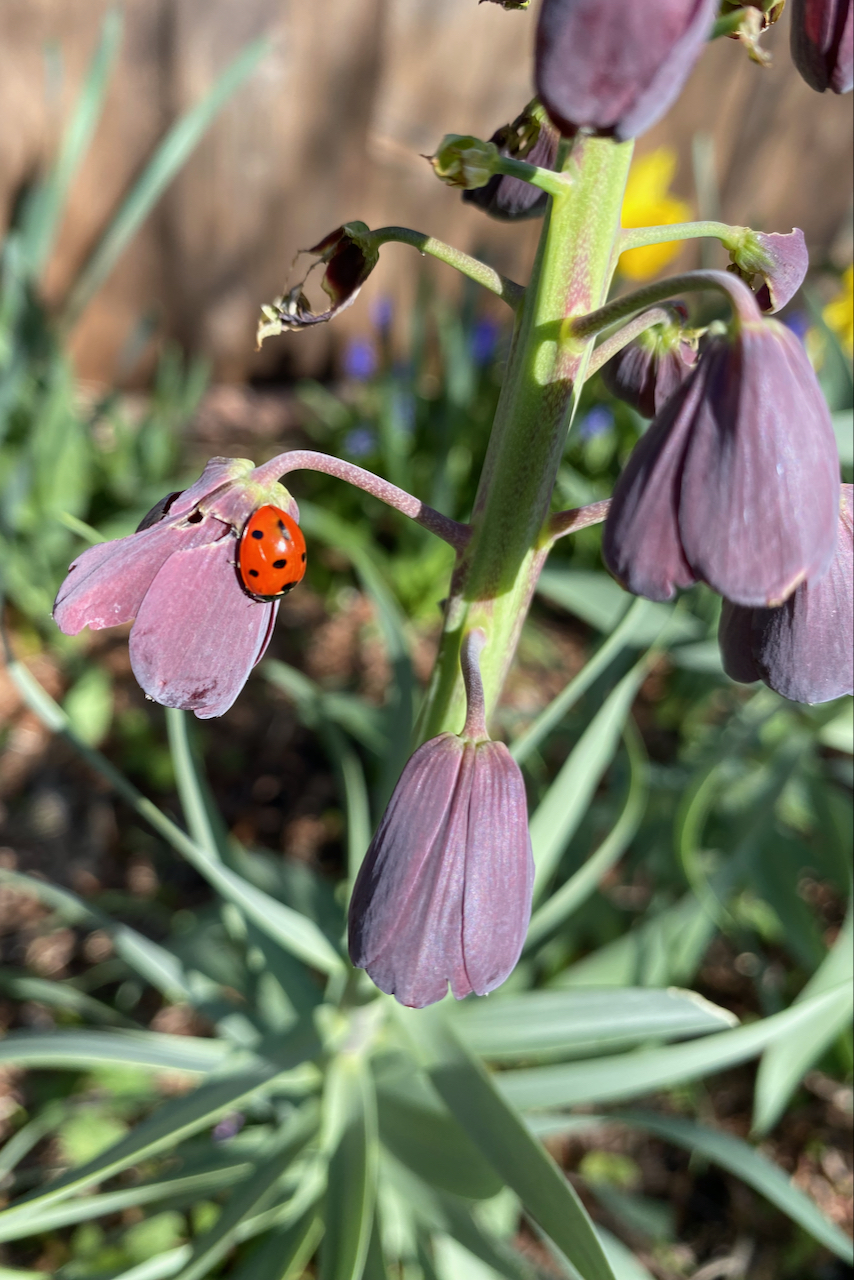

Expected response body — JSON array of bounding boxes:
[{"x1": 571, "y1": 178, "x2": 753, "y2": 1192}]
[
  {"x1": 619, "y1": 220, "x2": 744, "y2": 254},
  {"x1": 369, "y1": 227, "x2": 524, "y2": 311},
  {"x1": 416, "y1": 135, "x2": 634, "y2": 743}
]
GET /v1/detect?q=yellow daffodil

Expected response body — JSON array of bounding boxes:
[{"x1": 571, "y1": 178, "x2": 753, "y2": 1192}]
[
  {"x1": 619, "y1": 148, "x2": 692, "y2": 282},
  {"x1": 823, "y1": 265, "x2": 853, "y2": 357}
]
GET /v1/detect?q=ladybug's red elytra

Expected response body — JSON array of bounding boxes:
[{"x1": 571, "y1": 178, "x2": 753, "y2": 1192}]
[{"x1": 238, "y1": 504, "x2": 307, "y2": 600}]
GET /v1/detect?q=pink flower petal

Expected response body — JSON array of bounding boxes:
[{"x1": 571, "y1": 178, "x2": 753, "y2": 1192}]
[
  {"x1": 128, "y1": 537, "x2": 275, "y2": 718},
  {"x1": 53, "y1": 520, "x2": 222, "y2": 634}
]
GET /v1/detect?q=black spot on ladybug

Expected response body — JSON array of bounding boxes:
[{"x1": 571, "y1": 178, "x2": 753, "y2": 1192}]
[
  {"x1": 248, "y1": 568, "x2": 259, "y2": 578},
  {"x1": 251, "y1": 529, "x2": 264, "y2": 540},
  {"x1": 272, "y1": 558, "x2": 287, "y2": 569},
  {"x1": 187, "y1": 510, "x2": 204, "y2": 524},
  {"x1": 301, "y1": 552, "x2": 306, "y2": 561},
  {"x1": 283, "y1": 581, "x2": 297, "y2": 591}
]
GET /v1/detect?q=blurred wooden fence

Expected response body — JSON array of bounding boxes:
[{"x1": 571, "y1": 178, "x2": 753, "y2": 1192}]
[{"x1": 1, "y1": 0, "x2": 851, "y2": 383}]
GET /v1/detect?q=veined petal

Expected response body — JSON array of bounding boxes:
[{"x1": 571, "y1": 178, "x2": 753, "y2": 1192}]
[
  {"x1": 678, "y1": 325, "x2": 840, "y2": 607},
  {"x1": 602, "y1": 376, "x2": 698, "y2": 601},
  {"x1": 463, "y1": 742, "x2": 534, "y2": 996},
  {"x1": 53, "y1": 520, "x2": 224, "y2": 634},
  {"x1": 128, "y1": 537, "x2": 275, "y2": 719}
]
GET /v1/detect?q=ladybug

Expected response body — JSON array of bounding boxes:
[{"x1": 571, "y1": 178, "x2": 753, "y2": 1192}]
[{"x1": 238, "y1": 504, "x2": 307, "y2": 600}]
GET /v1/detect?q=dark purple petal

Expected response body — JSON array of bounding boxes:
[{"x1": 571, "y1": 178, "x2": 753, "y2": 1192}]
[
  {"x1": 601, "y1": 313, "x2": 697, "y2": 417},
  {"x1": 728, "y1": 229, "x2": 809, "y2": 314},
  {"x1": 536, "y1": 0, "x2": 718, "y2": 141},
  {"x1": 790, "y1": 0, "x2": 853, "y2": 93},
  {"x1": 462, "y1": 742, "x2": 534, "y2": 995},
  {"x1": 722, "y1": 486, "x2": 854, "y2": 704},
  {"x1": 348, "y1": 734, "x2": 534, "y2": 1008},
  {"x1": 718, "y1": 598, "x2": 763, "y2": 683},
  {"x1": 128, "y1": 538, "x2": 276, "y2": 719},
  {"x1": 258, "y1": 224, "x2": 379, "y2": 337},
  {"x1": 463, "y1": 104, "x2": 559, "y2": 222},
  {"x1": 678, "y1": 323, "x2": 840, "y2": 607},
  {"x1": 53, "y1": 519, "x2": 225, "y2": 634},
  {"x1": 602, "y1": 376, "x2": 699, "y2": 600}
]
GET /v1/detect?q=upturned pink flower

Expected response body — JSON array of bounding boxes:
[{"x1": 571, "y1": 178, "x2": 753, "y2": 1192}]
[
  {"x1": 603, "y1": 275, "x2": 840, "y2": 608},
  {"x1": 535, "y1": 0, "x2": 718, "y2": 141},
  {"x1": 348, "y1": 632, "x2": 534, "y2": 1008},
  {"x1": 727, "y1": 228, "x2": 809, "y2": 314},
  {"x1": 790, "y1": 0, "x2": 853, "y2": 94},
  {"x1": 53, "y1": 458, "x2": 299, "y2": 719},
  {"x1": 719, "y1": 486, "x2": 853, "y2": 704}
]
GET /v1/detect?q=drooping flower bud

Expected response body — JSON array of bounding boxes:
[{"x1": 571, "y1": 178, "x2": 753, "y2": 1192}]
[
  {"x1": 718, "y1": 486, "x2": 853, "y2": 703},
  {"x1": 54, "y1": 458, "x2": 300, "y2": 719},
  {"x1": 462, "y1": 102, "x2": 560, "y2": 221},
  {"x1": 256, "y1": 223, "x2": 379, "y2": 344},
  {"x1": 726, "y1": 228, "x2": 809, "y2": 313},
  {"x1": 431, "y1": 135, "x2": 500, "y2": 190},
  {"x1": 348, "y1": 632, "x2": 534, "y2": 1008},
  {"x1": 790, "y1": 0, "x2": 853, "y2": 94},
  {"x1": 603, "y1": 275, "x2": 841, "y2": 608},
  {"x1": 600, "y1": 306, "x2": 697, "y2": 417},
  {"x1": 535, "y1": 0, "x2": 719, "y2": 141}
]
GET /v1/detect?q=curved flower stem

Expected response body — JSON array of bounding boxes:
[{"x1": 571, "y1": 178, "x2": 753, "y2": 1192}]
[
  {"x1": 545, "y1": 499, "x2": 611, "y2": 545},
  {"x1": 369, "y1": 227, "x2": 524, "y2": 311},
  {"x1": 619, "y1": 220, "x2": 743, "y2": 254},
  {"x1": 492, "y1": 155, "x2": 572, "y2": 200},
  {"x1": 585, "y1": 306, "x2": 677, "y2": 379},
  {"x1": 251, "y1": 450, "x2": 471, "y2": 551},
  {"x1": 461, "y1": 629, "x2": 488, "y2": 741},
  {"x1": 567, "y1": 268, "x2": 761, "y2": 343}
]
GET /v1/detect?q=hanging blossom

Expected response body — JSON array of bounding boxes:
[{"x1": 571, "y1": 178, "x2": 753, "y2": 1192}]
[{"x1": 348, "y1": 630, "x2": 535, "y2": 1008}]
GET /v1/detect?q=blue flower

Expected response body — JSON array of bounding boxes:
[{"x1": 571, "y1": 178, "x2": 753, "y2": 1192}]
[
  {"x1": 342, "y1": 337, "x2": 377, "y2": 382},
  {"x1": 344, "y1": 425, "x2": 376, "y2": 458},
  {"x1": 578, "y1": 405, "x2": 615, "y2": 440},
  {"x1": 470, "y1": 316, "x2": 501, "y2": 366}
]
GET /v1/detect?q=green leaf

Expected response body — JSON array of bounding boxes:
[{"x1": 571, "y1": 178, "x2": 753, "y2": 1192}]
[
  {"x1": 529, "y1": 653, "x2": 653, "y2": 901},
  {"x1": 262, "y1": 661, "x2": 386, "y2": 756},
  {"x1": 618, "y1": 1111, "x2": 854, "y2": 1264},
  {"x1": 166, "y1": 708, "x2": 231, "y2": 863},
  {"x1": 452, "y1": 988, "x2": 735, "y2": 1063},
  {"x1": 0, "y1": 970, "x2": 134, "y2": 1027},
  {"x1": 595, "y1": 1229, "x2": 655, "y2": 1280},
  {"x1": 511, "y1": 597, "x2": 651, "y2": 766},
  {"x1": 832, "y1": 409, "x2": 853, "y2": 466},
  {"x1": 108, "y1": 1249, "x2": 192, "y2": 1280},
  {"x1": 20, "y1": 10, "x2": 122, "y2": 276},
  {"x1": 497, "y1": 985, "x2": 852, "y2": 1111},
  {"x1": 228, "y1": 1211, "x2": 323, "y2": 1280},
  {"x1": 319, "y1": 1051, "x2": 379, "y2": 1280},
  {"x1": 0, "y1": 1029, "x2": 231, "y2": 1073},
  {"x1": 174, "y1": 1105, "x2": 318, "y2": 1280},
  {"x1": 0, "y1": 1066, "x2": 282, "y2": 1237},
  {"x1": 536, "y1": 570, "x2": 700, "y2": 642},
  {"x1": 753, "y1": 903, "x2": 854, "y2": 1135},
  {"x1": 525, "y1": 720, "x2": 648, "y2": 950},
  {"x1": 62, "y1": 665, "x2": 114, "y2": 746},
  {"x1": 396, "y1": 1006, "x2": 618, "y2": 1280},
  {"x1": 60, "y1": 37, "x2": 269, "y2": 327}
]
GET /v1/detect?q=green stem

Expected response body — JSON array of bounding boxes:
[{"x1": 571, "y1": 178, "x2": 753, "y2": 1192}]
[
  {"x1": 369, "y1": 227, "x2": 524, "y2": 311},
  {"x1": 492, "y1": 155, "x2": 571, "y2": 200},
  {"x1": 568, "y1": 267, "x2": 761, "y2": 342},
  {"x1": 619, "y1": 219, "x2": 743, "y2": 253},
  {"x1": 416, "y1": 135, "x2": 634, "y2": 742}
]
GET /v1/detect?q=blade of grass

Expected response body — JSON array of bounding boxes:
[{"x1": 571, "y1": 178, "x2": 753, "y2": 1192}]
[
  {"x1": 22, "y1": 10, "x2": 123, "y2": 276},
  {"x1": 753, "y1": 901, "x2": 854, "y2": 1135},
  {"x1": 0, "y1": 1028, "x2": 231, "y2": 1073},
  {"x1": 396, "y1": 1005, "x2": 618, "y2": 1280},
  {"x1": 4, "y1": 655, "x2": 344, "y2": 976},
  {"x1": 0, "y1": 970, "x2": 136, "y2": 1027},
  {"x1": 511, "y1": 597, "x2": 653, "y2": 766},
  {"x1": 525, "y1": 719, "x2": 648, "y2": 950},
  {"x1": 60, "y1": 37, "x2": 269, "y2": 327},
  {"x1": 529, "y1": 650, "x2": 657, "y2": 902},
  {"x1": 319, "y1": 1050, "x2": 379, "y2": 1280}
]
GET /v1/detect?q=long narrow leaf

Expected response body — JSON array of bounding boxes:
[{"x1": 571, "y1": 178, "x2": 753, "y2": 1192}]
[
  {"x1": 229, "y1": 1211, "x2": 323, "y2": 1280},
  {"x1": 619, "y1": 1112, "x2": 853, "y2": 1263},
  {"x1": 0, "y1": 970, "x2": 135, "y2": 1027},
  {"x1": 529, "y1": 653, "x2": 655, "y2": 901},
  {"x1": 396, "y1": 1006, "x2": 618, "y2": 1280},
  {"x1": 319, "y1": 1052, "x2": 379, "y2": 1280},
  {"x1": 753, "y1": 902, "x2": 854, "y2": 1135},
  {"x1": 0, "y1": 1066, "x2": 282, "y2": 1236},
  {"x1": 60, "y1": 38, "x2": 269, "y2": 326},
  {"x1": 175, "y1": 1105, "x2": 319, "y2": 1280},
  {"x1": 497, "y1": 985, "x2": 852, "y2": 1111},
  {"x1": 0, "y1": 1028, "x2": 231, "y2": 1073},
  {"x1": 525, "y1": 720, "x2": 648, "y2": 950}
]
